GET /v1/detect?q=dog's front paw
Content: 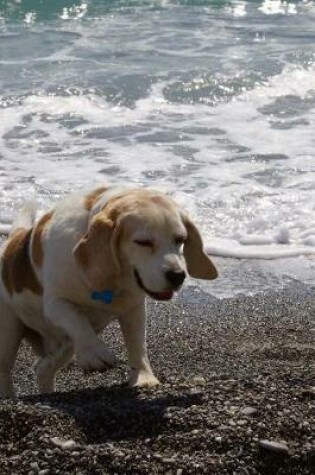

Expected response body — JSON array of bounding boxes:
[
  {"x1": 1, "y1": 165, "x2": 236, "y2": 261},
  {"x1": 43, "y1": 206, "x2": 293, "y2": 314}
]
[
  {"x1": 129, "y1": 369, "x2": 160, "y2": 388},
  {"x1": 76, "y1": 342, "x2": 117, "y2": 372}
]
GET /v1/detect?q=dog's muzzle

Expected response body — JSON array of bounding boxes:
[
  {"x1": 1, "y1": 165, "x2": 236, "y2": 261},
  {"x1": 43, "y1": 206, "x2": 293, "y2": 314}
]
[{"x1": 134, "y1": 269, "x2": 178, "y2": 301}]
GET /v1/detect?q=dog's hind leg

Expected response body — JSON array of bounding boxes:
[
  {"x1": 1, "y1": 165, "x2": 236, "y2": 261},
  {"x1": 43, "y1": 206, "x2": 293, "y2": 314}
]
[
  {"x1": 0, "y1": 299, "x2": 24, "y2": 398},
  {"x1": 34, "y1": 339, "x2": 74, "y2": 394}
]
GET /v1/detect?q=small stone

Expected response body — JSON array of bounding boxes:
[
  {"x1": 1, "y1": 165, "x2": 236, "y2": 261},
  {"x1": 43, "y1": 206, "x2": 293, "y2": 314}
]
[
  {"x1": 162, "y1": 457, "x2": 176, "y2": 464},
  {"x1": 31, "y1": 462, "x2": 39, "y2": 470},
  {"x1": 37, "y1": 404, "x2": 52, "y2": 410},
  {"x1": 237, "y1": 419, "x2": 248, "y2": 426},
  {"x1": 190, "y1": 387, "x2": 202, "y2": 395},
  {"x1": 241, "y1": 406, "x2": 257, "y2": 416},
  {"x1": 259, "y1": 439, "x2": 290, "y2": 456},
  {"x1": 114, "y1": 450, "x2": 124, "y2": 457},
  {"x1": 50, "y1": 437, "x2": 77, "y2": 450},
  {"x1": 192, "y1": 376, "x2": 206, "y2": 385}
]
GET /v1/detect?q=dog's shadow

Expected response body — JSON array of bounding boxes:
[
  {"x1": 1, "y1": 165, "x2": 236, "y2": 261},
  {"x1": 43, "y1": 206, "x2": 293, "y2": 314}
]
[{"x1": 22, "y1": 384, "x2": 203, "y2": 443}]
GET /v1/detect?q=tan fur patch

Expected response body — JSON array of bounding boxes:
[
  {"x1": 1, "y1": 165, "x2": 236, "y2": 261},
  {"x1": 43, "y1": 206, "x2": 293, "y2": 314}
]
[
  {"x1": 102, "y1": 190, "x2": 178, "y2": 223},
  {"x1": 32, "y1": 211, "x2": 54, "y2": 267},
  {"x1": 73, "y1": 215, "x2": 118, "y2": 292},
  {"x1": 83, "y1": 187, "x2": 107, "y2": 211},
  {"x1": 2, "y1": 228, "x2": 43, "y2": 296}
]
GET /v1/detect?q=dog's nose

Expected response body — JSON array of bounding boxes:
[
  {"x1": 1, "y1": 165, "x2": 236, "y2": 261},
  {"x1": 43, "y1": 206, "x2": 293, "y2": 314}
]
[{"x1": 165, "y1": 270, "x2": 186, "y2": 288}]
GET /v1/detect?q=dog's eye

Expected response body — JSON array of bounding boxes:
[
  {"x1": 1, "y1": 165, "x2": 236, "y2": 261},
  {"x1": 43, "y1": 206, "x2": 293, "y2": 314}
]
[
  {"x1": 174, "y1": 236, "x2": 186, "y2": 246},
  {"x1": 134, "y1": 239, "x2": 153, "y2": 248}
]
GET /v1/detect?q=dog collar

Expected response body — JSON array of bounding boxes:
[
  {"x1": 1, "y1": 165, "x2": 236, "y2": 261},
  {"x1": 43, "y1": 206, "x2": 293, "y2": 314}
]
[{"x1": 91, "y1": 290, "x2": 114, "y2": 304}]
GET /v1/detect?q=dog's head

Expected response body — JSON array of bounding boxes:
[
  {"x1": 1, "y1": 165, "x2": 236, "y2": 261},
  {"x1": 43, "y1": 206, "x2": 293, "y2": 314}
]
[{"x1": 73, "y1": 189, "x2": 217, "y2": 300}]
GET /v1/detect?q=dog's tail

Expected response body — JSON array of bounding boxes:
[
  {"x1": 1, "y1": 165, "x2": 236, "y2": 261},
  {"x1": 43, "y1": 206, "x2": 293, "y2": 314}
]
[{"x1": 10, "y1": 201, "x2": 37, "y2": 234}]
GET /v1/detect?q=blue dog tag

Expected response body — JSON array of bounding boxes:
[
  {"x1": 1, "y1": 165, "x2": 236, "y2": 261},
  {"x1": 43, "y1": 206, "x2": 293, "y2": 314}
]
[{"x1": 91, "y1": 290, "x2": 114, "y2": 304}]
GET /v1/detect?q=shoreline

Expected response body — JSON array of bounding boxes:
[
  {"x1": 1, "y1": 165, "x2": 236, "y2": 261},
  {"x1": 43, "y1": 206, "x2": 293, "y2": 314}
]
[{"x1": 0, "y1": 285, "x2": 314, "y2": 474}]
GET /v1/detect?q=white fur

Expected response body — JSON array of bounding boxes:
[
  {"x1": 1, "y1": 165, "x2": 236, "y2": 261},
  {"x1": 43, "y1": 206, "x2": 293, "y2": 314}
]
[{"x1": 0, "y1": 186, "x2": 217, "y2": 396}]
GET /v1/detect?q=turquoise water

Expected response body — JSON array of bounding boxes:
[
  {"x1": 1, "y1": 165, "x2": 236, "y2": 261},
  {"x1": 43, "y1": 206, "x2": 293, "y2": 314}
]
[
  {"x1": 0, "y1": 0, "x2": 315, "y2": 293},
  {"x1": 0, "y1": 1, "x2": 274, "y2": 21}
]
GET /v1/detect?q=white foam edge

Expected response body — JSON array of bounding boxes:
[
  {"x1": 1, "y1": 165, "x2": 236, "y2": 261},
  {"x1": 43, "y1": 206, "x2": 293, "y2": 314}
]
[
  {"x1": 205, "y1": 239, "x2": 315, "y2": 260},
  {"x1": 0, "y1": 223, "x2": 11, "y2": 236}
]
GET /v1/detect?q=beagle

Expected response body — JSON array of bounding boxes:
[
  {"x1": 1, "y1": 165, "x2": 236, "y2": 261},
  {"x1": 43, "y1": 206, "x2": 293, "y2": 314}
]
[{"x1": 0, "y1": 186, "x2": 217, "y2": 397}]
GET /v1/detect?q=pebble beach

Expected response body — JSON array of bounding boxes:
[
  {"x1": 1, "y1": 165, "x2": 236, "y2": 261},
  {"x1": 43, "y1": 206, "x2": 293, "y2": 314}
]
[{"x1": 0, "y1": 284, "x2": 314, "y2": 474}]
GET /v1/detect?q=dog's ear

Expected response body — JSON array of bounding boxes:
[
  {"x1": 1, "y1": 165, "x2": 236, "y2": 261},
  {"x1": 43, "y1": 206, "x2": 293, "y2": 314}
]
[
  {"x1": 182, "y1": 214, "x2": 218, "y2": 280},
  {"x1": 73, "y1": 214, "x2": 120, "y2": 291}
]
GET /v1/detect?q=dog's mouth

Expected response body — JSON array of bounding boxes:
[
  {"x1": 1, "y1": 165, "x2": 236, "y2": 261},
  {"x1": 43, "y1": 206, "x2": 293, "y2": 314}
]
[{"x1": 134, "y1": 269, "x2": 174, "y2": 301}]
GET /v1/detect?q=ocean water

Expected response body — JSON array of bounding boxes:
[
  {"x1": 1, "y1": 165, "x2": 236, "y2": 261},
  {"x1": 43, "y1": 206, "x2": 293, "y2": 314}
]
[{"x1": 0, "y1": 0, "x2": 314, "y2": 296}]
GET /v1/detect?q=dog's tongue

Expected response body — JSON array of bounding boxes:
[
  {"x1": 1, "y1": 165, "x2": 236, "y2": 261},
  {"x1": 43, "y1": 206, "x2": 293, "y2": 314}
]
[{"x1": 152, "y1": 290, "x2": 174, "y2": 301}]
